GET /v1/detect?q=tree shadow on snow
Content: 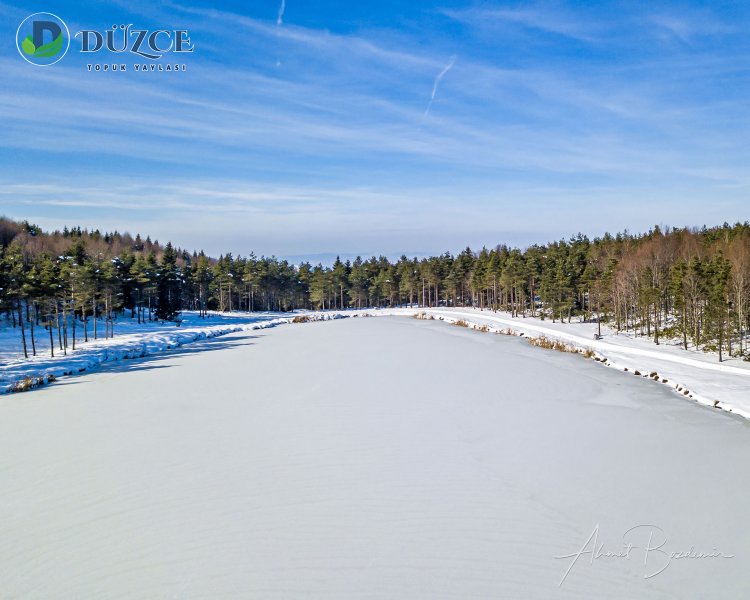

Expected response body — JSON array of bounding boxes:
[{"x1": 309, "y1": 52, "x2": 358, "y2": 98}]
[{"x1": 46, "y1": 331, "x2": 265, "y2": 391}]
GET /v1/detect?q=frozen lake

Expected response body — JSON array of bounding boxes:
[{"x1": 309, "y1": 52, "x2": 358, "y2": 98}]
[{"x1": 0, "y1": 317, "x2": 748, "y2": 598}]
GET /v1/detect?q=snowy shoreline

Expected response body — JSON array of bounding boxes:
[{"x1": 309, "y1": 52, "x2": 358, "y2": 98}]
[
  {"x1": 2, "y1": 307, "x2": 749, "y2": 421},
  {"x1": 0, "y1": 311, "x2": 344, "y2": 395},
  {"x1": 357, "y1": 307, "x2": 750, "y2": 420}
]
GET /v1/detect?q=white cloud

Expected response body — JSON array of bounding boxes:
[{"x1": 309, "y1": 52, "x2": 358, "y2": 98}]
[{"x1": 442, "y1": 6, "x2": 600, "y2": 42}]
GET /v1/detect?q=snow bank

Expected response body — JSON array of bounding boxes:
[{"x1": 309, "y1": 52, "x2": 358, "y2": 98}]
[
  {"x1": 0, "y1": 311, "x2": 345, "y2": 394},
  {"x1": 353, "y1": 307, "x2": 750, "y2": 420}
]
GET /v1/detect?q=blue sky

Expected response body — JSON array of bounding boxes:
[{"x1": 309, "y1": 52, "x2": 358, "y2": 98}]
[{"x1": 1, "y1": 1, "x2": 749, "y2": 260}]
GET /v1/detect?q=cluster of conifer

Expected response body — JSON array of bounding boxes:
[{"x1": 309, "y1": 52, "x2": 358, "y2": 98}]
[{"x1": 1, "y1": 218, "x2": 748, "y2": 361}]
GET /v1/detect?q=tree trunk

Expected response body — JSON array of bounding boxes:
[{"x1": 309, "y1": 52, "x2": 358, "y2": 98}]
[
  {"x1": 72, "y1": 298, "x2": 76, "y2": 351},
  {"x1": 55, "y1": 303, "x2": 63, "y2": 350},
  {"x1": 30, "y1": 303, "x2": 36, "y2": 356},
  {"x1": 17, "y1": 300, "x2": 28, "y2": 359},
  {"x1": 62, "y1": 302, "x2": 68, "y2": 355},
  {"x1": 682, "y1": 309, "x2": 687, "y2": 351},
  {"x1": 48, "y1": 316, "x2": 54, "y2": 357}
]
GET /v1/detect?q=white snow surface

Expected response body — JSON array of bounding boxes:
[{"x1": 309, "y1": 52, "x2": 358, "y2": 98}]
[{"x1": 0, "y1": 317, "x2": 748, "y2": 598}]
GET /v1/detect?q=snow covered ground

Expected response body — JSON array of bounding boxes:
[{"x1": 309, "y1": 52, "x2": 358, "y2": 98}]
[{"x1": 0, "y1": 317, "x2": 747, "y2": 598}]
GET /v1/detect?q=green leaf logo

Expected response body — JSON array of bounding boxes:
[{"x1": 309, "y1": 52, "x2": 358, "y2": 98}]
[
  {"x1": 16, "y1": 13, "x2": 70, "y2": 66},
  {"x1": 21, "y1": 35, "x2": 35, "y2": 55},
  {"x1": 33, "y1": 33, "x2": 63, "y2": 57}
]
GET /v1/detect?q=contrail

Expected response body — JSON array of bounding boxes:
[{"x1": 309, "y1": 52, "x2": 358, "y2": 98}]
[
  {"x1": 425, "y1": 55, "x2": 456, "y2": 116},
  {"x1": 277, "y1": 0, "x2": 285, "y2": 25}
]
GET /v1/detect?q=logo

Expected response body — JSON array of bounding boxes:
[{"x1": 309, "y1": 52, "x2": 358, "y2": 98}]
[
  {"x1": 76, "y1": 26, "x2": 194, "y2": 60},
  {"x1": 16, "y1": 12, "x2": 70, "y2": 66},
  {"x1": 15, "y1": 13, "x2": 193, "y2": 72}
]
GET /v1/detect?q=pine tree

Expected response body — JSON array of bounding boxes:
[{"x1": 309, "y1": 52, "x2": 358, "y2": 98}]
[
  {"x1": 309, "y1": 264, "x2": 330, "y2": 309},
  {"x1": 156, "y1": 243, "x2": 182, "y2": 321},
  {"x1": 4, "y1": 241, "x2": 29, "y2": 357},
  {"x1": 34, "y1": 254, "x2": 60, "y2": 357},
  {"x1": 348, "y1": 257, "x2": 368, "y2": 309},
  {"x1": 0, "y1": 217, "x2": 748, "y2": 363},
  {"x1": 331, "y1": 257, "x2": 349, "y2": 309}
]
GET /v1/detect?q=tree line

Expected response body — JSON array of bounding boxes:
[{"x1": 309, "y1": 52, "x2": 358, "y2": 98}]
[{"x1": 1, "y1": 217, "x2": 748, "y2": 362}]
